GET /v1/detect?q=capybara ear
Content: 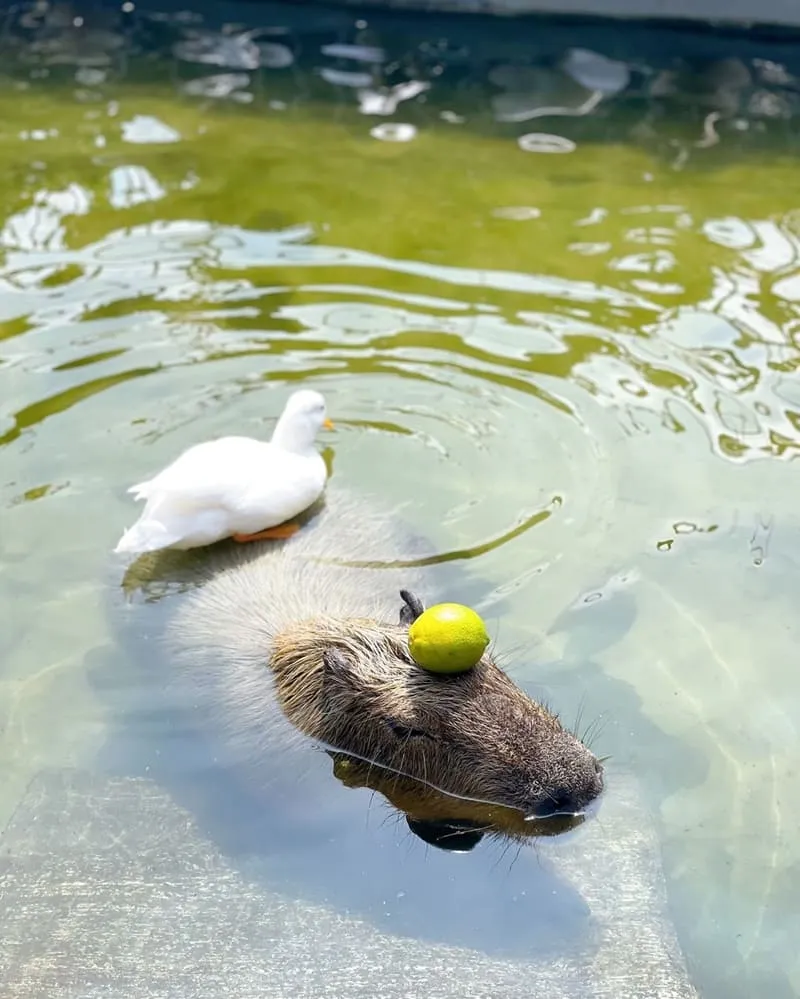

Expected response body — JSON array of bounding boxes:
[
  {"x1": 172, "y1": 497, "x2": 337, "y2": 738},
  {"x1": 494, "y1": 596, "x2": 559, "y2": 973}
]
[
  {"x1": 399, "y1": 588, "x2": 425, "y2": 626},
  {"x1": 321, "y1": 646, "x2": 351, "y2": 678}
]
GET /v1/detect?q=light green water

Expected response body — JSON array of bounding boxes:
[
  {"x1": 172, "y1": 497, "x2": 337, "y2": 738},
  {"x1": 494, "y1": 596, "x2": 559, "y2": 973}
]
[{"x1": 2, "y1": 5, "x2": 800, "y2": 998}]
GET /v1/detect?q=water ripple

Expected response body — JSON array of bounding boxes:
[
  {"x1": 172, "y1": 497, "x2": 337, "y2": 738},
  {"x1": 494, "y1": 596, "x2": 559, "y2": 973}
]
[{"x1": 2, "y1": 11, "x2": 800, "y2": 997}]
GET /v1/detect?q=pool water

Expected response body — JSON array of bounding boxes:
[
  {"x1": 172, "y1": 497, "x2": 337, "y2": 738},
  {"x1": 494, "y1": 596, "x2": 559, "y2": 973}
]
[{"x1": 1, "y1": 2, "x2": 800, "y2": 997}]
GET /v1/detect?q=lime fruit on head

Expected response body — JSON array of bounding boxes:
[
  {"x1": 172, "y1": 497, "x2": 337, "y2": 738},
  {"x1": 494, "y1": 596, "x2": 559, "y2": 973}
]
[{"x1": 408, "y1": 603, "x2": 490, "y2": 674}]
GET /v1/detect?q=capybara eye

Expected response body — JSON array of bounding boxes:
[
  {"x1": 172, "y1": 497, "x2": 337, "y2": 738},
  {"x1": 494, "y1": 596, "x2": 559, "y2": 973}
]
[{"x1": 385, "y1": 718, "x2": 429, "y2": 740}]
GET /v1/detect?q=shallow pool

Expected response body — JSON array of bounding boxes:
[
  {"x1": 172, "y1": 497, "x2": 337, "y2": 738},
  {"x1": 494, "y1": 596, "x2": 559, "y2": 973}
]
[{"x1": 1, "y1": 3, "x2": 800, "y2": 997}]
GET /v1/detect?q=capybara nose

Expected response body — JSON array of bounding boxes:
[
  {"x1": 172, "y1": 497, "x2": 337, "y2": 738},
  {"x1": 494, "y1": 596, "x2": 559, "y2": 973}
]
[{"x1": 532, "y1": 791, "x2": 582, "y2": 819}]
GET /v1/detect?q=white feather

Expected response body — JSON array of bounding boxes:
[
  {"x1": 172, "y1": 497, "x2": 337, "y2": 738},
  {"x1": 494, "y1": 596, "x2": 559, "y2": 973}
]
[{"x1": 114, "y1": 390, "x2": 330, "y2": 554}]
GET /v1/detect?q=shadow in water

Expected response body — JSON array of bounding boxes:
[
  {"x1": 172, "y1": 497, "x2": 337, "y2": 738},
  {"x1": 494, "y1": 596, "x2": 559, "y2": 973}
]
[{"x1": 90, "y1": 508, "x2": 605, "y2": 963}]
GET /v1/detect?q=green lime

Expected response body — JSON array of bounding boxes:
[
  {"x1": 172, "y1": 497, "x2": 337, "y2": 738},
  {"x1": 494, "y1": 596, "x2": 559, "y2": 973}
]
[{"x1": 408, "y1": 603, "x2": 490, "y2": 674}]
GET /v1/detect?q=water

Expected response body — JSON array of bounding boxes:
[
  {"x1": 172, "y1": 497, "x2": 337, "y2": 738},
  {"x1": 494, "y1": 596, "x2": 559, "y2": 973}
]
[{"x1": 2, "y1": 1, "x2": 800, "y2": 996}]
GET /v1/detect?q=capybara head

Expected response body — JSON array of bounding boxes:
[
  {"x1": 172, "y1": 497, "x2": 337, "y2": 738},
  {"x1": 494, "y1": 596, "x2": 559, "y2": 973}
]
[{"x1": 270, "y1": 589, "x2": 604, "y2": 826}]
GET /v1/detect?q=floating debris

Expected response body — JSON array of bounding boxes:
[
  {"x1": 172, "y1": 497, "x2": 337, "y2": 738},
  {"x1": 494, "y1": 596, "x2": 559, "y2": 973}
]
[
  {"x1": 753, "y1": 58, "x2": 794, "y2": 87},
  {"x1": 19, "y1": 128, "x2": 59, "y2": 141},
  {"x1": 173, "y1": 31, "x2": 293, "y2": 70},
  {"x1": 369, "y1": 122, "x2": 417, "y2": 143},
  {"x1": 320, "y1": 43, "x2": 385, "y2": 64},
  {"x1": 561, "y1": 48, "x2": 630, "y2": 96},
  {"x1": 258, "y1": 42, "x2": 294, "y2": 69},
  {"x1": 173, "y1": 31, "x2": 261, "y2": 70},
  {"x1": 517, "y1": 132, "x2": 576, "y2": 153},
  {"x1": 74, "y1": 66, "x2": 107, "y2": 86},
  {"x1": 319, "y1": 66, "x2": 373, "y2": 88},
  {"x1": 493, "y1": 88, "x2": 602, "y2": 123},
  {"x1": 748, "y1": 89, "x2": 794, "y2": 120},
  {"x1": 491, "y1": 206, "x2": 541, "y2": 221},
  {"x1": 357, "y1": 79, "x2": 430, "y2": 116},
  {"x1": 695, "y1": 111, "x2": 722, "y2": 149},
  {"x1": 181, "y1": 73, "x2": 252, "y2": 101},
  {"x1": 121, "y1": 114, "x2": 181, "y2": 144},
  {"x1": 490, "y1": 65, "x2": 603, "y2": 123},
  {"x1": 108, "y1": 165, "x2": 166, "y2": 210}
]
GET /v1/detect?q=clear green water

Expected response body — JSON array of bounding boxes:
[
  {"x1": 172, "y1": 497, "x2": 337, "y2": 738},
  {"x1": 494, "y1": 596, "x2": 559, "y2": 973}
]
[{"x1": 2, "y1": 3, "x2": 800, "y2": 997}]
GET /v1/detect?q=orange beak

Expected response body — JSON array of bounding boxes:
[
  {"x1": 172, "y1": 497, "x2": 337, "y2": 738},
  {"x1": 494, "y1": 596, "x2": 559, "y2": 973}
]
[{"x1": 323, "y1": 417, "x2": 334, "y2": 430}]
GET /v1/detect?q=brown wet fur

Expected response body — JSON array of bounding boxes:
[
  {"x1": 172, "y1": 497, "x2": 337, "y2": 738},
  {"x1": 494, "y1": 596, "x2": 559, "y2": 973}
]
[
  {"x1": 270, "y1": 616, "x2": 604, "y2": 824},
  {"x1": 168, "y1": 487, "x2": 604, "y2": 830}
]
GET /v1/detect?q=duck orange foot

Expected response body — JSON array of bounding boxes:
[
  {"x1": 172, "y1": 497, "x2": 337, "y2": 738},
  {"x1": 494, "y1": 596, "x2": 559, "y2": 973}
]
[{"x1": 232, "y1": 522, "x2": 300, "y2": 543}]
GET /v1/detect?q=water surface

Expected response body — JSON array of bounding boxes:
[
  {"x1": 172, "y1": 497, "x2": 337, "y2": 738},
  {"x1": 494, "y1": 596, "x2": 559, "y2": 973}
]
[{"x1": 2, "y1": 3, "x2": 800, "y2": 997}]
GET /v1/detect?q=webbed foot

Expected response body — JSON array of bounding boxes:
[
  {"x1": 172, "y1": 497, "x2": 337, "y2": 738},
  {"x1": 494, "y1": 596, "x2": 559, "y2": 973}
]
[{"x1": 233, "y1": 521, "x2": 300, "y2": 543}]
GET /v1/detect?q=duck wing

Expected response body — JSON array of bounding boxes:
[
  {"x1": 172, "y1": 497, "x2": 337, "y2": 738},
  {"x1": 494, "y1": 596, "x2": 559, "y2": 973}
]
[{"x1": 130, "y1": 436, "x2": 274, "y2": 513}]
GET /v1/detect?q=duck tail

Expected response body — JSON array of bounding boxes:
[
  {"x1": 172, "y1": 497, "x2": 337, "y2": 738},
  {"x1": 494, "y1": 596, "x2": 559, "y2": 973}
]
[
  {"x1": 127, "y1": 480, "x2": 152, "y2": 500},
  {"x1": 113, "y1": 518, "x2": 178, "y2": 555}
]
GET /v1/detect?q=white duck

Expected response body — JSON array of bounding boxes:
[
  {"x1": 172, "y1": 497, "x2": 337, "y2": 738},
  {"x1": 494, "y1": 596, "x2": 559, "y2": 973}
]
[{"x1": 114, "y1": 389, "x2": 333, "y2": 554}]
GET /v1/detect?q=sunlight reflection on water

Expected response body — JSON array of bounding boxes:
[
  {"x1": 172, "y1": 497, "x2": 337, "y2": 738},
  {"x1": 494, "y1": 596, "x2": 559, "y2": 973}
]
[{"x1": 1, "y1": 3, "x2": 800, "y2": 998}]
